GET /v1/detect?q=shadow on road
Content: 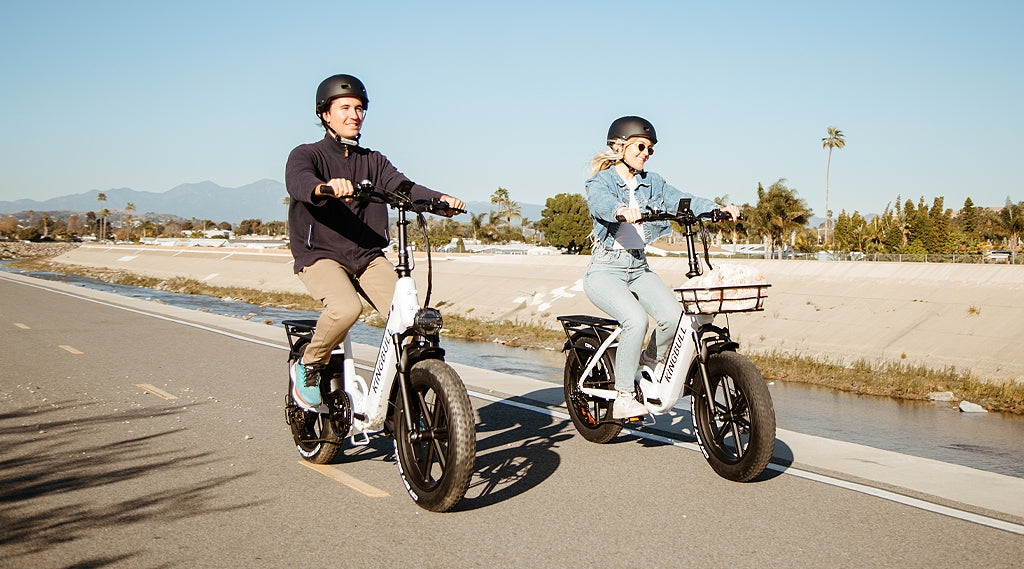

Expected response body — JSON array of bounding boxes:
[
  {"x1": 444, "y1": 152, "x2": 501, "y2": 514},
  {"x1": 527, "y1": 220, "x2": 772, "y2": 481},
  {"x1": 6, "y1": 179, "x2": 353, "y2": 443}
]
[
  {"x1": 0, "y1": 400, "x2": 257, "y2": 567},
  {"x1": 455, "y1": 395, "x2": 572, "y2": 511}
]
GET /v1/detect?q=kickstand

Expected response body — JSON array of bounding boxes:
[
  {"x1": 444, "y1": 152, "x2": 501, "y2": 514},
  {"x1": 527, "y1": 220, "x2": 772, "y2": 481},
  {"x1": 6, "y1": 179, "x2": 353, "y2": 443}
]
[{"x1": 350, "y1": 432, "x2": 370, "y2": 446}]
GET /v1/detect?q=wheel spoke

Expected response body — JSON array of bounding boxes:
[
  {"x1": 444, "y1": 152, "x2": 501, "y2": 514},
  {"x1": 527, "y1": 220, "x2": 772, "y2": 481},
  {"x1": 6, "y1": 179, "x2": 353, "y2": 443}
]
[
  {"x1": 428, "y1": 390, "x2": 449, "y2": 470},
  {"x1": 413, "y1": 391, "x2": 439, "y2": 484},
  {"x1": 720, "y1": 379, "x2": 746, "y2": 458}
]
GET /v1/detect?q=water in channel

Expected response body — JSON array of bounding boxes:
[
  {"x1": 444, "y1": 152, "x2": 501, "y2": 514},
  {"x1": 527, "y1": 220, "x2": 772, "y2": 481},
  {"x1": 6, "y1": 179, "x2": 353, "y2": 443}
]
[{"x1": 6, "y1": 263, "x2": 1024, "y2": 479}]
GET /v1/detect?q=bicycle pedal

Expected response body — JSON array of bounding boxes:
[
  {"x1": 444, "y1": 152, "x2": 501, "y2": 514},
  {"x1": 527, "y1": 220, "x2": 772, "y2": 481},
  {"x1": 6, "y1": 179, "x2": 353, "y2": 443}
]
[{"x1": 624, "y1": 415, "x2": 656, "y2": 428}]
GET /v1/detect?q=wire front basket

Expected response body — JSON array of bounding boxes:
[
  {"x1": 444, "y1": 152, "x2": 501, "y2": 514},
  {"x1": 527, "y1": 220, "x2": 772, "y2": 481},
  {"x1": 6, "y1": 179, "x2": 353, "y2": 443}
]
[{"x1": 675, "y1": 284, "x2": 770, "y2": 314}]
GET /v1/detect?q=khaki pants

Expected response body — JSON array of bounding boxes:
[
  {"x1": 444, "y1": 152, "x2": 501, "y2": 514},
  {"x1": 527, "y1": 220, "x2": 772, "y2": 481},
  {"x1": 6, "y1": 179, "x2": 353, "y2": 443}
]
[{"x1": 297, "y1": 256, "x2": 398, "y2": 365}]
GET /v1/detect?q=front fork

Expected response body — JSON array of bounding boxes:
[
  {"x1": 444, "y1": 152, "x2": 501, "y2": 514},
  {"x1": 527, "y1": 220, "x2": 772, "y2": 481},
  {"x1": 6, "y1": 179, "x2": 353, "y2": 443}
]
[
  {"x1": 393, "y1": 332, "x2": 447, "y2": 435},
  {"x1": 686, "y1": 322, "x2": 740, "y2": 400}
]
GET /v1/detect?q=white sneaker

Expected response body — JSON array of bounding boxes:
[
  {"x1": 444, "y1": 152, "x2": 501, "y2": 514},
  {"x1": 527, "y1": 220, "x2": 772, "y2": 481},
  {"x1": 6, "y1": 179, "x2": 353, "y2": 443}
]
[{"x1": 612, "y1": 391, "x2": 648, "y2": 419}]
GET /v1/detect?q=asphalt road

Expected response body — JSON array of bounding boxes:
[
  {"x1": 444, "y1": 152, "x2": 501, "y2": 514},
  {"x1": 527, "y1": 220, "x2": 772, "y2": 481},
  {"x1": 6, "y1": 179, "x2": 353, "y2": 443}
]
[{"x1": 2, "y1": 273, "x2": 1022, "y2": 569}]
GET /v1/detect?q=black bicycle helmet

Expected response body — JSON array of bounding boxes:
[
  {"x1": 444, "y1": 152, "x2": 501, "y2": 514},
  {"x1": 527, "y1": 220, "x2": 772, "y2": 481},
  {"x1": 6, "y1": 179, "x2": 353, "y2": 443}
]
[
  {"x1": 607, "y1": 116, "x2": 657, "y2": 146},
  {"x1": 315, "y1": 74, "x2": 369, "y2": 115}
]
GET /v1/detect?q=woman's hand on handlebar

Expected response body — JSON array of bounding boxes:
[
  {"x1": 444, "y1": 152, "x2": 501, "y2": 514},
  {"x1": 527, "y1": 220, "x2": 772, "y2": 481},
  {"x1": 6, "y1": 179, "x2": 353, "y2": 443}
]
[
  {"x1": 615, "y1": 205, "x2": 643, "y2": 224},
  {"x1": 717, "y1": 204, "x2": 741, "y2": 221},
  {"x1": 315, "y1": 178, "x2": 354, "y2": 198}
]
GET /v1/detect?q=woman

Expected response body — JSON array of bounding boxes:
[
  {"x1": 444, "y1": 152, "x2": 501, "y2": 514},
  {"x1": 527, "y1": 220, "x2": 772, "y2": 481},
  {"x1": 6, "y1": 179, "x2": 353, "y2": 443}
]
[{"x1": 584, "y1": 116, "x2": 739, "y2": 419}]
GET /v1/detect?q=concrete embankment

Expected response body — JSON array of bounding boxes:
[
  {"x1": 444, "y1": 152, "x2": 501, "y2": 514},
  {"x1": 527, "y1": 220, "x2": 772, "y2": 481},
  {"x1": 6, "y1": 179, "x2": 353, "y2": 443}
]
[{"x1": 53, "y1": 244, "x2": 1024, "y2": 383}]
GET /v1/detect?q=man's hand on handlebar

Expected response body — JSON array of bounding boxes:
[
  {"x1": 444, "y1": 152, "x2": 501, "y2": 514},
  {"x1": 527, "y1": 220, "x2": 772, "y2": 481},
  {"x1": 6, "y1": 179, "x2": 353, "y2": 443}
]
[
  {"x1": 315, "y1": 178, "x2": 354, "y2": 198},
  {"x1": 439, "y1": 195, "x2": 465, "y2": 215}
]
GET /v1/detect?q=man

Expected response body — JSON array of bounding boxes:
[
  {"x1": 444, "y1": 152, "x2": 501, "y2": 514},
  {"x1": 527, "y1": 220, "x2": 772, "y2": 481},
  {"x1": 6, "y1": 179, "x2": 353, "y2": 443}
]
[{"x1": 285, "y1": 73, "x2": 464, "y2": 409}]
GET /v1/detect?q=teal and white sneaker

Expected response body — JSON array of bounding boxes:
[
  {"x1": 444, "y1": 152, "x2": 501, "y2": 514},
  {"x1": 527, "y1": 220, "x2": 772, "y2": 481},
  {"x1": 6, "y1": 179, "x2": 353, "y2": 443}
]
[{"x1": 290, "y1": 361, "x2": 323, "y2": 411}]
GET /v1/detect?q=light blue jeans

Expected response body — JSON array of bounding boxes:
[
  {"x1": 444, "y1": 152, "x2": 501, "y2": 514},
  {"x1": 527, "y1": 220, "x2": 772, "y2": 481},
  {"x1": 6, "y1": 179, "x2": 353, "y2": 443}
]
[{"x1": 583, "y1": 246, "x2": 683, "y2": 392}]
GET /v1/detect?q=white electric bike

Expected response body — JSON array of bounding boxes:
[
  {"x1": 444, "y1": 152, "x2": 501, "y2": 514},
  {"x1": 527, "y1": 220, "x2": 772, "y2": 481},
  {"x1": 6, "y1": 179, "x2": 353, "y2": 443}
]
[
  {"x1": 558, "y1": 199, "x2": 776, "y2": 482},
  {"x1": 283, "y1": 181, "x2": 475, "y2": 512}
]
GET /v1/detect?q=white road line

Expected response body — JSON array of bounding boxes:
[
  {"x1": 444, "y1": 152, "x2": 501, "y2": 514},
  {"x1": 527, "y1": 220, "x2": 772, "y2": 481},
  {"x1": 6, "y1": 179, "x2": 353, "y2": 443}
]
[{"x1": 59, "y1": 344, "x2": 84, "y2": 354}]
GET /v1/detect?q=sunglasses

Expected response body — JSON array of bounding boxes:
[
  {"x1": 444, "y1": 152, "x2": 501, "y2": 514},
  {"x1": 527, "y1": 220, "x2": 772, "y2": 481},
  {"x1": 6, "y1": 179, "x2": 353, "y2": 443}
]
[{"x1": 635, "y1": 142, "x2": 654, "y2": 155}]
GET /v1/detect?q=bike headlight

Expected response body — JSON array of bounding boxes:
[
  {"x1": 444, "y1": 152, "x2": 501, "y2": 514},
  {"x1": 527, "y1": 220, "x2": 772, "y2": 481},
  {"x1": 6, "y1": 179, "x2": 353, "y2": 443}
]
[{"x1": 412, "y1": 308, "x2": 443, "y2": 336}]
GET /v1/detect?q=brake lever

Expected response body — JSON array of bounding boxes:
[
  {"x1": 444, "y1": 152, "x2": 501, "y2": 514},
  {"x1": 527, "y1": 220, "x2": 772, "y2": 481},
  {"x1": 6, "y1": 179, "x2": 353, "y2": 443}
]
[{"x1": 413, "y1": 198, "x2": 465, "y2": 217}]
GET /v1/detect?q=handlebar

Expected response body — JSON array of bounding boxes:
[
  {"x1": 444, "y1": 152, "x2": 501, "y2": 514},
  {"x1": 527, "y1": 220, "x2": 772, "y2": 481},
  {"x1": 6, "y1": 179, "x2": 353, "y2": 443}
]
[
  {"x1": 341, "y1": 180, "x2": 464, "y2": 217},
  {"x1": 615, "y1": 204, "x2": 740, "y2": 225},
  {"x1": 612, "y1": 198, "x2": 741, "y2": 279}
]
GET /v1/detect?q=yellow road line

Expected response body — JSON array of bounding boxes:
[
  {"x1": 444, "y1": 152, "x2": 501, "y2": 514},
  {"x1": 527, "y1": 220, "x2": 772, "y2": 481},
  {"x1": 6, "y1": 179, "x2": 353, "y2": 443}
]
[
  {"x1": 14, "y1": 323, "x2": 30, "y2": 329},
  {"x1": 59, "y1": 345, "x2": 84, "y2": 354},
  {"x1": 299, "y1": 461, "x2": 390, "y2": 498},
  {"x1": 136, "y1": 383, "x2": 179, "y2": 400}
]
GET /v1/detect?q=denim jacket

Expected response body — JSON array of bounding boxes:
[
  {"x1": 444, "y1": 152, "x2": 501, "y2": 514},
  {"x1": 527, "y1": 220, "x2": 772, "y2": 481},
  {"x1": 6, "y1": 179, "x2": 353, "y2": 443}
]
[{"x1": 586, "y1": 167, "x2": 717, "y2": 249}]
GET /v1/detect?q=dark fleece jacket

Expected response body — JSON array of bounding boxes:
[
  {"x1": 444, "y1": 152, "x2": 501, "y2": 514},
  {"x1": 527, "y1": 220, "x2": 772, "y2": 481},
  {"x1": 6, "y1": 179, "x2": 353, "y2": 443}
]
[{"x1": 285, "y1": 135, "x2": 444, "y2": 275}]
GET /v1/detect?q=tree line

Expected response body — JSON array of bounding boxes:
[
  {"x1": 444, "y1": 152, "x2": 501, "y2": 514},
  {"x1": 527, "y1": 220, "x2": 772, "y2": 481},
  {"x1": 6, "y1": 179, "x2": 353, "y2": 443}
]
[{"x1": 3, "y1": 176, "x2": 1021, "y2": 258}]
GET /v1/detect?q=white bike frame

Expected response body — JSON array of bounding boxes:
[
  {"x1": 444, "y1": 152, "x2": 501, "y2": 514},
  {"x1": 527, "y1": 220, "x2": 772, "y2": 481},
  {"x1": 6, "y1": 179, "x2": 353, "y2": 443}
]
[
  {"x1": 578, "y1": 311, "x2": 716, "y2": 415},
  {"x1": 317, "y1": 274, "x2": 421, "y2": 440}
]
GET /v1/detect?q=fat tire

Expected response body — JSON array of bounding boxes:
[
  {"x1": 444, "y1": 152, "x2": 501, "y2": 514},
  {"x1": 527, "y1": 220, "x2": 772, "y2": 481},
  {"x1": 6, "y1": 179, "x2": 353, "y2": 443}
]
[
  {"x1": 393, "y1": 359, "x2": 476, "y2": 512},
  {"x1": 286, "y1": 340, "x2": 342, "y2": 464},
  {"x1": 563, "y1": 333, "x2": 622, "y2": 444},
  {"x1": 691, "y1": 351, "x2": 775, "y2": 482}
]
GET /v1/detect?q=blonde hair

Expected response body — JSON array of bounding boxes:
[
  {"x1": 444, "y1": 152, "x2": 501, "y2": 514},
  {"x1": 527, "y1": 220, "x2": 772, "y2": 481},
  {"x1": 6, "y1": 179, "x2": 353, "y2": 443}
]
[{"x1": 589, "y1": 140, "x2": 626, "y2": 177}]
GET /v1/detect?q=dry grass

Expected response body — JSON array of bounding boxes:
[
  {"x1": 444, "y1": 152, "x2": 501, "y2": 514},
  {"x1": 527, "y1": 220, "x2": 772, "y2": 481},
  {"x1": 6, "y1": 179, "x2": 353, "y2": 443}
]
[
  {"x1": 10, "y1": 257, "x2": 1024, "y2": 415},
  {"x1": 750, "y1": 351, "x2": 1024, "y2": 415}
]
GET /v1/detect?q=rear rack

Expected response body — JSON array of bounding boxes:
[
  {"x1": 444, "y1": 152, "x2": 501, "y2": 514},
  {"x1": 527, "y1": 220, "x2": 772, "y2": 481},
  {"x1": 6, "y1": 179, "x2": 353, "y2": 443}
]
[
  {"x1": 282, "y1": 319, "x2": 318, "y2": 356},
  {"x1": 675, "y1": 284, "x2": 770, "y2": 314},
  {"x1": 556, "y1": 314, "x2": 619, "y2": 340}
]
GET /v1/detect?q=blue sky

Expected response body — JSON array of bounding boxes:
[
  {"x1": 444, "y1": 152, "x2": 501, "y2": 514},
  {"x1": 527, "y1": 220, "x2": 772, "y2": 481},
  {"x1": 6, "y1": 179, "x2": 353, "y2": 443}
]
[{"x1": 1, "y1": 0, "x2": 1021, "y2": 217}]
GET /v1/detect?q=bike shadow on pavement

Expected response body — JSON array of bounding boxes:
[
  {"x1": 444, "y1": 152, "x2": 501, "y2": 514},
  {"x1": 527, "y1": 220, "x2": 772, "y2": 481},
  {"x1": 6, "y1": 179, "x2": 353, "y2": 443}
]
[{"x1": 453, "y1": 389, "x2": 573, "y2": 511}]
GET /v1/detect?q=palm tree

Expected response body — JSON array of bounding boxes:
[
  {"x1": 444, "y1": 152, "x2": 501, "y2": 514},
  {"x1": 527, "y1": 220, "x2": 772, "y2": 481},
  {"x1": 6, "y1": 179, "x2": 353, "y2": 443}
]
[
  {"x1": 97, "y1": 192, "x2": 107, "y2": 240},
  {"x1": 282, "y1": 196, "x2": 289, "y2": 235},
  {"x1": 749, "y1": 179, "x2": 812, "y2": 258},
  {"x1": 490, "y1": 187, "x2": 521, "y2": 227},
  {"x1": 100, "y1": 208, "x2": 110, "y2": 240},
  {"x1": 469, "y1": 212, "x2": 487, "y2": 241},
  {"x1": 998, "y1": 198, "x2": 1024, "y2": 252},
  {"x1": 124, "y1": 202, "x2": 135, "y2": 241},
  {"x1": 822, "y1": 126, "x2": 845, "y2": 244}
]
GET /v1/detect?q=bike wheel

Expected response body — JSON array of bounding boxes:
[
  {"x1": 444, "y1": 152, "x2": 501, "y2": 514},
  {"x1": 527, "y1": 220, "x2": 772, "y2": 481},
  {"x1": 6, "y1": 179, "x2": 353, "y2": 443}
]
[
  {"x1": 285, "y1": 341, "x2": 341, "y2": 464},
  {"x1": 691, "y1": 351, "x2": 776, "y2": 482},
  {"x1": 563, "y1": 333, "x2": 621, "y2": 444},
  {"x1": 393, "y1": 359, "x2": 476, "y2": 512}
]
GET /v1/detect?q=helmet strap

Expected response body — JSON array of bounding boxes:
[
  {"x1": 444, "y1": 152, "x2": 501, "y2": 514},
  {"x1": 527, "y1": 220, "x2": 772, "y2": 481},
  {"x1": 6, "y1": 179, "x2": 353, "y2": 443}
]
[
  {"x1": 325, "y1": 123, "x2": 360, "y2": 147},
  {"x1": 618, "y1": 159, "x2": 643, "y2": 176}
]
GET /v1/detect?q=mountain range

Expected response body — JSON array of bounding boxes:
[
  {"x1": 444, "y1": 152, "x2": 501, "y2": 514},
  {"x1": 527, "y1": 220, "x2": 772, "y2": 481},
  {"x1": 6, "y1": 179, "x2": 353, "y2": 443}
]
[{"x1": 0, "y1": 180, "x2": 543, "y2": 225}]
